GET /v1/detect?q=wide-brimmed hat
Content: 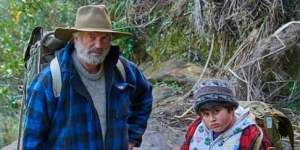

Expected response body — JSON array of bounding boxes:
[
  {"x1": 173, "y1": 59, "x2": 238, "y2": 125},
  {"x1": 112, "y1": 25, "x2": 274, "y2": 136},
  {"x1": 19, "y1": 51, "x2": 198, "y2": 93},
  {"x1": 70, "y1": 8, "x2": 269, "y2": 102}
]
[
  {"x1": 192, "y1": 79, "x2": 239, "y2": 113},
  {"x1": 54, "y1": 5, "x2": 132, "y2": 41}
]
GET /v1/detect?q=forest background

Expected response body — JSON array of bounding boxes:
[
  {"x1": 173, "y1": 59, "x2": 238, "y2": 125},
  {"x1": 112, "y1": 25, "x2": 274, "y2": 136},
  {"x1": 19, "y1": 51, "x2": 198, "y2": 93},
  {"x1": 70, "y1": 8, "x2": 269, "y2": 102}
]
[{"x1": 0, "y1": 0, "x2": 300, "y2": 148}]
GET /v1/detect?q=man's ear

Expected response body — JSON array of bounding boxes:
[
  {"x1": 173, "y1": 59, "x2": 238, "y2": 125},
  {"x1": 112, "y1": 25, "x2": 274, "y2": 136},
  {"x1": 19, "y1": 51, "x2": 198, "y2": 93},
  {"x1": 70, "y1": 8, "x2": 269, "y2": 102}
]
[
  {"x1": 72, "y1": 32, "x2": 81, "y2": 42},
  {"x1": 73, "y1": 36, "x2": 79, "y2": 41}
]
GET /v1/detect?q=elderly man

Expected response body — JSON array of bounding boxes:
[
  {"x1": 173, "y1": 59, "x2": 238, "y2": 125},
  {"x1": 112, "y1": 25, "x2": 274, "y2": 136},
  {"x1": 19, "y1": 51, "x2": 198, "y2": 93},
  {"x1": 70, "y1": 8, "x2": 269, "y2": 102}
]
[{"x1": 22, "y1": 5, "x2": 153, "y2": 150}]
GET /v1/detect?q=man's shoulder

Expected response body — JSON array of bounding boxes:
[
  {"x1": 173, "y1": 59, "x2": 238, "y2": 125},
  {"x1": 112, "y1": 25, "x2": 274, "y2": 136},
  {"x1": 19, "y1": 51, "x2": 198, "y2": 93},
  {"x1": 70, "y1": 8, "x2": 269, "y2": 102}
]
[
  {"x1": 31, "y1": 66, "x2": 52, "y2": 86},
  {"x1": 118, "y1": 56, "x2": 141, "y2": 75},
  {"x1": 119, "y1": 56, "x2": 137, "y2": 68}
]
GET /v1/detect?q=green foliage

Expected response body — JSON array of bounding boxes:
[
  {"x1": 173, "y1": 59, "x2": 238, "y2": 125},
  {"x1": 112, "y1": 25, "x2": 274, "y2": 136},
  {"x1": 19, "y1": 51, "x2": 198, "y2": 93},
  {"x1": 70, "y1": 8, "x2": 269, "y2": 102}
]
[
  {"x1": 147, "y1": 26, "x2": 190, "y2": 64},
  {"x1": 287, "y1": 81, "x2": 300, "y2": 101},
  {"x1": 113, "y1": 38, "x2": 134, "y2": 59},
  {"x1": 154, "y1": 81, "x2": 182, "y2": 92},
  {"x1": 287, "y1": 102, "x2": 300, "y2": 111},
  {"x1": 106, "y1": 0, "x2": 135, "y2": 59},
  {"x1": 107, "y1": 0, "x2": 129, "y2": 20},
  {"x1": 111, "y1": 12, "x2": 134, "y2": 59}
]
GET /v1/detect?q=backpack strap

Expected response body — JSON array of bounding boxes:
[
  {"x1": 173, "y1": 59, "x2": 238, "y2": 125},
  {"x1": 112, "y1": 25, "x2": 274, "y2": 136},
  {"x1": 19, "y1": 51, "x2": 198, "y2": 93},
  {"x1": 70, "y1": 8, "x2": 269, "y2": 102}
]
[
  {"x1": 116, "y1": 58, "x2": 126, "y2": 82},
  {"x1": 50, "y1": 57, "x2": 62, "y2": 98},
  {"x1": 181, "y1": 117, "x2": 202, "y2": 150},
  {"x1": 253, "y1": 125, "x2": 264, "y2": 150},
  {"x1": 49, "y1": 57, "x2": 126, "y2": 98}
]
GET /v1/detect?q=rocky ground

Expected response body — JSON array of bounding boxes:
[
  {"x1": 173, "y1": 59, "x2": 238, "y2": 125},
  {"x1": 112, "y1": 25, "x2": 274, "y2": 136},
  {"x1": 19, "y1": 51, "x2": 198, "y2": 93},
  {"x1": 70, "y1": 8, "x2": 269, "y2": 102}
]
[{"x1": 135, "y1": 59, "x2": 206, "y2": 150}]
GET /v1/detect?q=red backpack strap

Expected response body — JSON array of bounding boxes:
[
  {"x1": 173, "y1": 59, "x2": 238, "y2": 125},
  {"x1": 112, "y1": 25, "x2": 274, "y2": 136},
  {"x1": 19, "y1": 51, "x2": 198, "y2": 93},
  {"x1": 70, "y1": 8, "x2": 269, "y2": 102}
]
[
  {"x1": 240, "y1": 125, "x2": 273, "y2": 150},
  {"x1": 181, "y1": 117, "x2": 202, "y2": 150},
  {"x1": 240, "y1": 125, "x2": 261, "y2": 149}
]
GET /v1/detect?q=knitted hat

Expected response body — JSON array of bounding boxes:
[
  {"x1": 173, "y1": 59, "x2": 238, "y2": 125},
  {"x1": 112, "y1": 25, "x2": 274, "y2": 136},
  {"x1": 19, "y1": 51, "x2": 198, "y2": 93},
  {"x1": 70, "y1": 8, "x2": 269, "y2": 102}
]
[{"x1": 192, "y1": 79, "x2": 238, "y2": 113}]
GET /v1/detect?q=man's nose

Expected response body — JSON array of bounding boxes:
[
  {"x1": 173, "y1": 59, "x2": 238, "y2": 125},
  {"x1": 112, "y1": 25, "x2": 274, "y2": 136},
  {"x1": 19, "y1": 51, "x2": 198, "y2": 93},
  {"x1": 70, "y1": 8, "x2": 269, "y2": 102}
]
[{"x1": 93, "y1": 40, "x2": 103, "y2": 48}]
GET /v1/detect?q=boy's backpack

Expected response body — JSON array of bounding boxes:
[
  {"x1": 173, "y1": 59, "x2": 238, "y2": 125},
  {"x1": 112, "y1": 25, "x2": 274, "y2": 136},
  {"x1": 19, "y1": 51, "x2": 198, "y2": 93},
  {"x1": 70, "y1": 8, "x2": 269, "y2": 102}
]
[
  {"x1": 18, "y1": 26, "x2": 127, "y2": 149},
  {"x1": 239, "y1": 101, "x2": 295, "y2": 150}
]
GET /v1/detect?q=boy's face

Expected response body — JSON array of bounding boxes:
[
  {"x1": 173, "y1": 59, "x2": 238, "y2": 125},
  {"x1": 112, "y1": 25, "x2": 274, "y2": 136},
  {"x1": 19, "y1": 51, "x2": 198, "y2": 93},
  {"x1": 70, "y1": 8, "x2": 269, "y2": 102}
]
[{"x1": 201, "y1": 107, "x2": 235, "y2": 133}]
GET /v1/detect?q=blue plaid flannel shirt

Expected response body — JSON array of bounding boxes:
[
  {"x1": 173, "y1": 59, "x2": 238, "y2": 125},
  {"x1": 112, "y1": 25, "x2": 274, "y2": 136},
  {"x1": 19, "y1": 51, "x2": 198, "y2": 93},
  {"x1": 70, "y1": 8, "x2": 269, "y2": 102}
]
[{"x1": 22, "y1": 43, "x2": 153, "y2": 150}]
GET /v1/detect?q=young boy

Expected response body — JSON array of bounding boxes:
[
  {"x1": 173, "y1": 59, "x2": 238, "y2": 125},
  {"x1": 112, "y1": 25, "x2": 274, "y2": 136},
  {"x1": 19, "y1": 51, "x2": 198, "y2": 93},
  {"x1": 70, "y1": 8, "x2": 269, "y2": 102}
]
[{"x1": 181, "y1": 79, "x2": 272, "y2": 150}]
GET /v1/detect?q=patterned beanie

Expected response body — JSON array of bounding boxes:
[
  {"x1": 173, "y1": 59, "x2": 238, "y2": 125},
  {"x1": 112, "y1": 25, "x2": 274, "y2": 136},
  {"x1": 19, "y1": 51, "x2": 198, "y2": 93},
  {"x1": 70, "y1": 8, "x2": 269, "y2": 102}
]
[{"x1": 192, "y1": 79, "x2": 238, "y2": 113}]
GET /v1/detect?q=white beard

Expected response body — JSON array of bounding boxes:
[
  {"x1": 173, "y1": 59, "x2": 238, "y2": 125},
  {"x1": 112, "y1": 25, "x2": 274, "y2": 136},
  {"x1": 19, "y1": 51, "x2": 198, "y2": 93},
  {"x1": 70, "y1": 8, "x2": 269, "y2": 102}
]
[{"x1": 74, "y1": 40, "x2": 110, "y2": 65}]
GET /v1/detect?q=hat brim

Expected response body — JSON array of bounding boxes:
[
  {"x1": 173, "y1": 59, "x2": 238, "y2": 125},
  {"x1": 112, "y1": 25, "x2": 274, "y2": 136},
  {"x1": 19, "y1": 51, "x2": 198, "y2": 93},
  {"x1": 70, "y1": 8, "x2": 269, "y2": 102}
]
[
  {"x1": 54, "y1": 27, "x2": 132, "y2": 41},
  {"x1": 193, "y1": 97, "x2": 239, "y2": 113}
]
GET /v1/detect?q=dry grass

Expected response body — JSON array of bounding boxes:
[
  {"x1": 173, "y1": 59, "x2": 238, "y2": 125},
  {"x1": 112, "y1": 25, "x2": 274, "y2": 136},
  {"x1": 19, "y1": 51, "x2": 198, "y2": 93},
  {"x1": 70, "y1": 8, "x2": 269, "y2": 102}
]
[
  {"x1": 171, "y1": 0, "x2": 300, "y2": 130},
  {"x1": 192, "y1": 0, "x2": 299, "y2": 103}
]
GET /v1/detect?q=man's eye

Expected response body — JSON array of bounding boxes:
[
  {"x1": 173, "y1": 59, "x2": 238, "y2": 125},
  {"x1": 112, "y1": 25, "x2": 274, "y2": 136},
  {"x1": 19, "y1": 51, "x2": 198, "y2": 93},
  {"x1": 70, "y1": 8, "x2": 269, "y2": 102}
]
[
  {"x1": 88, "y1": 33, "x2": 97, "y2": 39},
  {"x1": 89, "y1": 35, "x2": 96, "y2": 40},
  {"x1": 103, "y1": 35, "x2": 111, "y2": 41},
  {"x1": 101, "y1": 36, "x2": 108, "y2": 41},
  {"x1": 214, "y1": 109, "x2": 220, "y2": 113}
]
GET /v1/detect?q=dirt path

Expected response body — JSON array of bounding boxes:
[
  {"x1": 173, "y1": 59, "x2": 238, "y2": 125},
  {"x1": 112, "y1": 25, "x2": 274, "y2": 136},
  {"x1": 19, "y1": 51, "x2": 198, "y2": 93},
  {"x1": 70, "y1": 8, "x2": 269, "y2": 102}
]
[{"x1": 135, "y1": 117, "x2": 184, "y2": 150}]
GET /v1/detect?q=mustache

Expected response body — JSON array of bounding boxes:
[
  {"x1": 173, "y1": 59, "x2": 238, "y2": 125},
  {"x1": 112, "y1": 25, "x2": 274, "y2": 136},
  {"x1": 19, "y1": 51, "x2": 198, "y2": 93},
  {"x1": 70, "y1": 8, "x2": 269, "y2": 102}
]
[
  {"x1": 87, "y1": 47, "x2": 109, "y2": 52},
  {"x1": 89, "y1": 47, "x2": 104, "y2": 50}
]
